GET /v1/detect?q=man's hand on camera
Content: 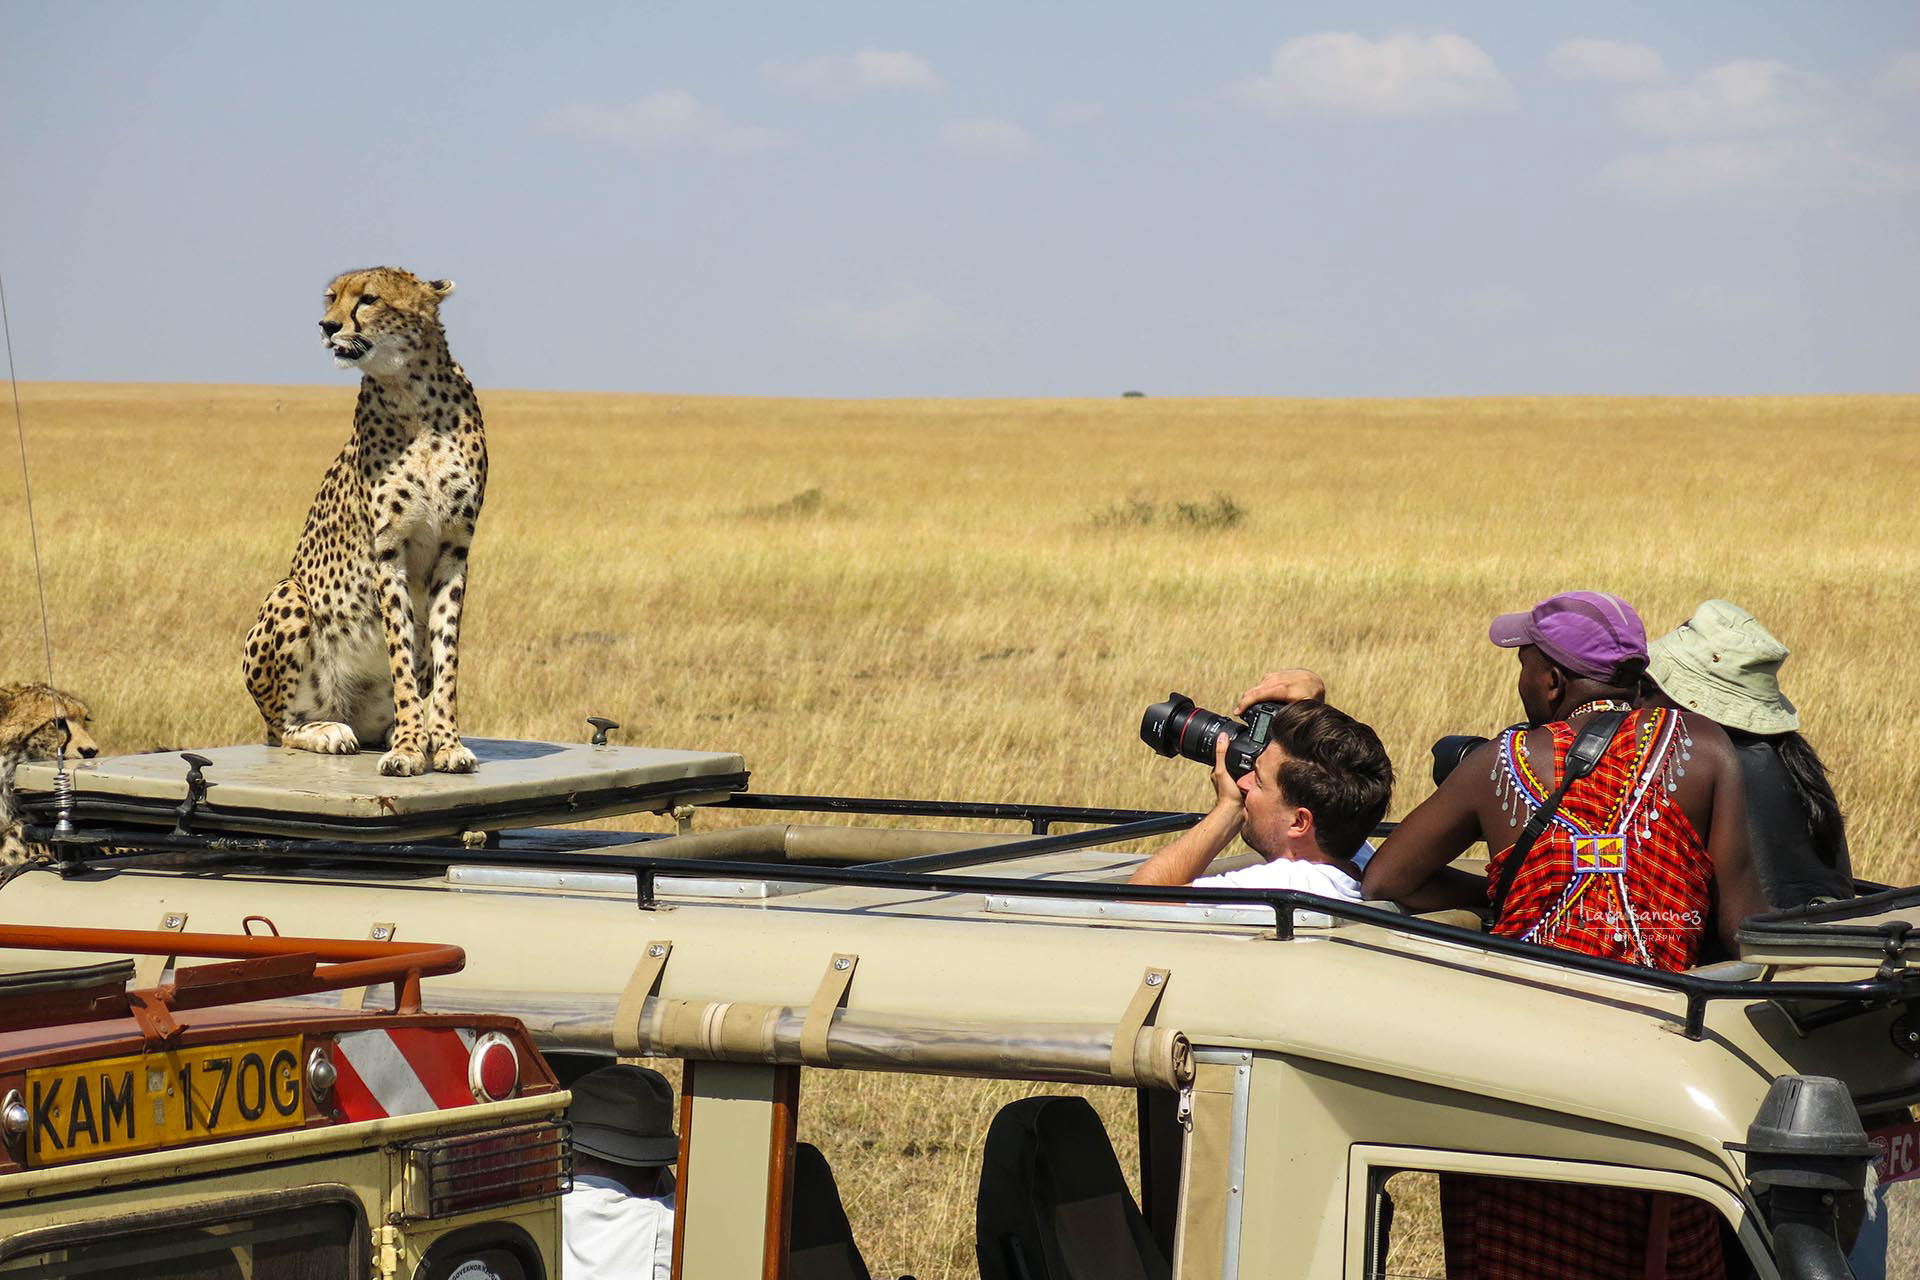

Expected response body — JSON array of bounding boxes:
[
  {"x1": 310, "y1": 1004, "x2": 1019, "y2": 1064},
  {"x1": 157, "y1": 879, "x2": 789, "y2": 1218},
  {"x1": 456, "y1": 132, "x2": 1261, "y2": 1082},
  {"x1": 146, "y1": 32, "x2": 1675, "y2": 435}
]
[
  {"x1": 1207, "y1": 732, "x2": 1244, "y2": 812},
  {"x1": 1234, "y1": 668, "x2": 1326, "y2": 714},
  {"x1": 1129, "y1": 733, "x2": 1246, "y2": 886}
]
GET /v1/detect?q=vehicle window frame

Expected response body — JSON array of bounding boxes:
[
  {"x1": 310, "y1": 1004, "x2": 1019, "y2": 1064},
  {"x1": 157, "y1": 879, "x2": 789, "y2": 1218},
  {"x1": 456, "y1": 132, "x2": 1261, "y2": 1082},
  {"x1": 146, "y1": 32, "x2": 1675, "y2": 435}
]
[
  {"x1": 1341, "y1": 1144, "x2": 1775, "y2": 1280},
  {"x1": 0, "y1": 1183, "x2": 369, "y2": 1278}
]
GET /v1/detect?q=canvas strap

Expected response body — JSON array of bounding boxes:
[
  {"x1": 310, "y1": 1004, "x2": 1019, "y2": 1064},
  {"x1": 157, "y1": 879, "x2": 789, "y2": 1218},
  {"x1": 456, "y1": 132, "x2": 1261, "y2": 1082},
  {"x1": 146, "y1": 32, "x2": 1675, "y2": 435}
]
[
  {"x1": 801, "y1": 953, "x2": 858, "y2": 1066},
  {"x1": 1110, "y1": 966, "x2": 1171, "y2": 1084},
  {"x1": 612, "y1": 940, "x2": 673, "y2": 1057}
]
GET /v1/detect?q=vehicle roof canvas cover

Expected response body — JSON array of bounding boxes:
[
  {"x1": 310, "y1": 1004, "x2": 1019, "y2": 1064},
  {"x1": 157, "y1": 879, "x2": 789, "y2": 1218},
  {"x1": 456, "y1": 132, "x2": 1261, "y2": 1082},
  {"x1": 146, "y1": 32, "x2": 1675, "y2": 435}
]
[{"x1": 12, "y1": 739, "x2": 748, "y2": 841}]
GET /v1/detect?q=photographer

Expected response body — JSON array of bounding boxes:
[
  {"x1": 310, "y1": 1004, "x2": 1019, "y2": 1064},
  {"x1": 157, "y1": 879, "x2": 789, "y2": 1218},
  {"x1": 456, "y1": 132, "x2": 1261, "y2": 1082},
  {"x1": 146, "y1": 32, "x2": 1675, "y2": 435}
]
[{"x1": 1128, "y1": 692, "x2": 1392, "y2": 898}]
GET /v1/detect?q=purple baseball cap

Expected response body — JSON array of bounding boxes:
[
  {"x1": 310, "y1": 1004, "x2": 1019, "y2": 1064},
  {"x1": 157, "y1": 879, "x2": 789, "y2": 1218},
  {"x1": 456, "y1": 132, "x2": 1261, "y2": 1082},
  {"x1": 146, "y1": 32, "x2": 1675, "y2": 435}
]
[{"x1": 1489, "y1": 591, "x2": 1648, "y2": 683}]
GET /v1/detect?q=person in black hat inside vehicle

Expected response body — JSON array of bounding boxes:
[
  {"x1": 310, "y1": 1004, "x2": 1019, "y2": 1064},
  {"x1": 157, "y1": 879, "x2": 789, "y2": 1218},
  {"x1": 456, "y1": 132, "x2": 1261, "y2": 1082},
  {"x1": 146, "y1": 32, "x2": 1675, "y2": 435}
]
[{"x1": 563, "y1": 1064, "x2": 678, "y2": 1280}]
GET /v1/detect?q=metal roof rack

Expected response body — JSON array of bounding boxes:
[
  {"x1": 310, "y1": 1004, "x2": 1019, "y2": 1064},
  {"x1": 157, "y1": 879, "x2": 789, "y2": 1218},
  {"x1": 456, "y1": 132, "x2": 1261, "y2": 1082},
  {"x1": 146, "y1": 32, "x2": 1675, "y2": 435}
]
[
  {"x1": 0, "y1": 923, "x2": 468, "y2": 1038},
  {"x1": 29, "y1": 801, "x2": 1919, "y2": 1047}
]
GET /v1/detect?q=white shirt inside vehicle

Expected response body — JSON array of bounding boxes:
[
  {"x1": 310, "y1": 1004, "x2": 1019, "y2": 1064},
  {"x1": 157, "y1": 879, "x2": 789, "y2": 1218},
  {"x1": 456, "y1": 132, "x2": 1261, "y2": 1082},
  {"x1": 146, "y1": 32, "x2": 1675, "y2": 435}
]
[
  {"x1": 1192, "y1": 839, "x2": 1374, "y2": 901},
  {"x1": 563, "y1": 1171, "x2": 675, "y2": 1280}
]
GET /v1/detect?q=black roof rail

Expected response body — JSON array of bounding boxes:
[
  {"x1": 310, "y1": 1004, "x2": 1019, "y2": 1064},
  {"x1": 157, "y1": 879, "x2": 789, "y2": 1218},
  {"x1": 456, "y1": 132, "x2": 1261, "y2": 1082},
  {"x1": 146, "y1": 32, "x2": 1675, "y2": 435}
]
[{"x1": 30, "y1": 814, "x2": 1920, "y2": 1050}]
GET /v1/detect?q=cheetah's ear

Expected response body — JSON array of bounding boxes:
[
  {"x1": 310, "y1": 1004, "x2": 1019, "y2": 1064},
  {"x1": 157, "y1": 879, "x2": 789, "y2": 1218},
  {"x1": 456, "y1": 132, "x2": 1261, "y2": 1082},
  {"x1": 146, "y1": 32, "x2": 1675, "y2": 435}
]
[{"x1": 428, "y1": 279, "x2": 456, "y2": 302}]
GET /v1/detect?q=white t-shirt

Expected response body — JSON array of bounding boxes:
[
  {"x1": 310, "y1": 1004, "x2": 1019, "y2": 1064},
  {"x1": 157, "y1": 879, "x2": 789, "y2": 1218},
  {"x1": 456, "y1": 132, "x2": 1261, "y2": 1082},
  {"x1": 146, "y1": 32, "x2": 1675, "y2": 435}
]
[
  {"x1": 1193, "y1": 854, "x2": 1363, "y2": 902},
  {"x1": 563, "y1": 1173, "x2": 675, "y2": 1280}
]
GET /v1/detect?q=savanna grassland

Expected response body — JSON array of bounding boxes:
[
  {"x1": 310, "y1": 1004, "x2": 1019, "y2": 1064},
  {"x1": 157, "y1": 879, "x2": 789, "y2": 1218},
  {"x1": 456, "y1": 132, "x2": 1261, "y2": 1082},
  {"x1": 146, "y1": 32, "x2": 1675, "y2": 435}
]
[{"x1": 3, "y1": 383, "x2": 1917, "y2": 1275}]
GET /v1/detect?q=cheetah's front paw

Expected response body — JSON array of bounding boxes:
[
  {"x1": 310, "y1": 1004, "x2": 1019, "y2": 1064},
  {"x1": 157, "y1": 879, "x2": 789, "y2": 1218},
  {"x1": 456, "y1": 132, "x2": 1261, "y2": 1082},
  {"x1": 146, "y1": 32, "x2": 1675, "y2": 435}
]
[
  {"x1": 432, "y1": 741, "x2": 478, "y2": 774},
  {"x1": 378, "y1": 747, "x2": 429, "y2": 777},
  {"x1": 283, "y1": 721, "x2": 361, "y2": 754}
]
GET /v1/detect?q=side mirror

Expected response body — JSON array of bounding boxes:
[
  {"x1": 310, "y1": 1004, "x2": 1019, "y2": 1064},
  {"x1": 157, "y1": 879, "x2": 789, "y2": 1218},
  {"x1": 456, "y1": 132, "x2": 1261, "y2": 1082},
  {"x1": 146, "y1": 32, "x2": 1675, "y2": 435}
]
[{"x1": 1730, "y1": 1075, "x2": 1876, "y2": 1280}]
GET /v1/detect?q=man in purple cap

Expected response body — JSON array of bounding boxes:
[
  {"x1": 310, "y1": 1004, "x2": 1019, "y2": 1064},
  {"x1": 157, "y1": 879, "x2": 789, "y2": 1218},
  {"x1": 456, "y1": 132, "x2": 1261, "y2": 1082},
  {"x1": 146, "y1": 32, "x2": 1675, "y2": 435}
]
[
  {"x1": 1363, "y1": 589, "x2": 1762, "y2": 965},
  {"x1": 1363, "y1": 591, "x2": 1763, "y2": 1280},
  {"x1": 1488, "y1": 589, "x2": 1651, "y2": 713}
]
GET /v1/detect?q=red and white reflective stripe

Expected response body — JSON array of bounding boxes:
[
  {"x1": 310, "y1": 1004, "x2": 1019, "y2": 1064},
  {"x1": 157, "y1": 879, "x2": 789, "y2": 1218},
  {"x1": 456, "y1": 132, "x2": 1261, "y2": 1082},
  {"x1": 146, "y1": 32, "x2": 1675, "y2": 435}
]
[{"x1": 331, "y1": 1027, "x2": 477, "y2": 1121}]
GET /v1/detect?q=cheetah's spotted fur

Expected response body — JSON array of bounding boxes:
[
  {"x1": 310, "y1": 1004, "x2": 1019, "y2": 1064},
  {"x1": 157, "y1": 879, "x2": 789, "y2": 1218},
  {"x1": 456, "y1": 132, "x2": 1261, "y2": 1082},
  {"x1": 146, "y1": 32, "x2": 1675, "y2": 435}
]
[
  {"x1": 243, "y1": 267, "x2": 486, "y2": 776},
  {"x1": 0, "y1": 682, "x2": 99, "y2": 866}
]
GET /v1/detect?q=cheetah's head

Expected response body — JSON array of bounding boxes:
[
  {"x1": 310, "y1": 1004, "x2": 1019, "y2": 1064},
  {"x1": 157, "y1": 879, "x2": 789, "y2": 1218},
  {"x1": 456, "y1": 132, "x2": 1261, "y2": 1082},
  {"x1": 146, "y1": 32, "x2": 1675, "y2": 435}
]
[
  {"x1": 0, "y1": 684, "x2": 98, "y2": 763},
  {"x1": 319, "y1": 267, "x2": 456, "y2": 378}
]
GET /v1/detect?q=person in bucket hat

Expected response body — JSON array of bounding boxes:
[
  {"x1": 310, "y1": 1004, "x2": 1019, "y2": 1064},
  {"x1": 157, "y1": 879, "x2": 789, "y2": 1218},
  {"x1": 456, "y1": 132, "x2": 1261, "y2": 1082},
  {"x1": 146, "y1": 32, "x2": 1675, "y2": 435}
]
[
  {"x1": 1646, "y1": 601, "x2": 1850, "y2": 907},
  {"x1": 1647, "y1": 599, "x2": 1797, "y2": 733},
  {"x1": 563, "y1": 1065, "x2": 678, "y2": 1280}
]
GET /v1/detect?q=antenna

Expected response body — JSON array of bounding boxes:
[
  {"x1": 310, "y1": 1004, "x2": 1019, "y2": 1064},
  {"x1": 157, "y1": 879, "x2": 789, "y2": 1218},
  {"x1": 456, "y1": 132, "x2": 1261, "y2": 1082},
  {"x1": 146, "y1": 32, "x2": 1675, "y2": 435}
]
[{"x1": 2, "y1": 272, "x2": 74, "y2": 834}]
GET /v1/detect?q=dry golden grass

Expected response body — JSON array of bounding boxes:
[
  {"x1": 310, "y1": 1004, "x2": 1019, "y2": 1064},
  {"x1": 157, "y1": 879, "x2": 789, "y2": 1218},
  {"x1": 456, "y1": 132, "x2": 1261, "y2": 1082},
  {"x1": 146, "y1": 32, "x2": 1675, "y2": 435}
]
[{"x1": 3, "y1": 383, "x2": 1916, "y2": 1275}]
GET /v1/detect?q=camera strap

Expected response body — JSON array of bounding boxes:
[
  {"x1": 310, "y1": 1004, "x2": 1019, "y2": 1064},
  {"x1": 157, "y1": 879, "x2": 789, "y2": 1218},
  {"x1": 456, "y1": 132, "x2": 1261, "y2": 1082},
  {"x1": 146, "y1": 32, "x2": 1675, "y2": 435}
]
[{"x1": 1487, "y1": 709, "x2": 1630, "y2": 922}]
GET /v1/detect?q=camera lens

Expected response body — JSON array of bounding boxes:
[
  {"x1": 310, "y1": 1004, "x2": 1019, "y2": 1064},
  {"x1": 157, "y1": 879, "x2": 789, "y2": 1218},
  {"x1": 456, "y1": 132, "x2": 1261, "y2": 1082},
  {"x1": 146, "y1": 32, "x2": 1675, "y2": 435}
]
[
  {"x1": 1429, "y1": 734, "x2": 1492, "y2": 787},
  {"x1": 1141, "y1": 693, "x2": 1241, "y2": 768}
]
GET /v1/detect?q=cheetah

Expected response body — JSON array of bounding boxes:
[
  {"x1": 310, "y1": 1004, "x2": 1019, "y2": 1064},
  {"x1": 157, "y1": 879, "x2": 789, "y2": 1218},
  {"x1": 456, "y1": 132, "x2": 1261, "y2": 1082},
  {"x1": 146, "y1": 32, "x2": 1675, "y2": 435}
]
[
  {"x1": 0, "y1": 682, "x2": 99, "y2": 865},
  {"x1": 243, "y1": 267, "x2": 486, "y2": 776}
]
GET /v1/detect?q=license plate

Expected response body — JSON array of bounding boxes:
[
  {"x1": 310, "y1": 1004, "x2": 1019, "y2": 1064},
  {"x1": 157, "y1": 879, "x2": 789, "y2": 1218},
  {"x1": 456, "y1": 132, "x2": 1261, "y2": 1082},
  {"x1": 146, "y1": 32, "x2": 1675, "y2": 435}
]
[
  {"x1": 1870, "y1": 1118, "x2": 1920, "y2": 1186},
  {"x1": 25, "y1": 1035, "x2": 305, "y2": 1167}
]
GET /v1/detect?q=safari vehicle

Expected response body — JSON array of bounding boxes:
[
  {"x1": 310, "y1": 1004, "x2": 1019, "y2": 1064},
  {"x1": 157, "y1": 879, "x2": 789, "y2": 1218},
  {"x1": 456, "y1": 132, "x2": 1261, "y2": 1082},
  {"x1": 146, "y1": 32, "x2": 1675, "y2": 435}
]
[
  {"x1": 0, "y1": 918, "x2": 567, "y2": 1279},
  {"x1": 7, "y1": 735, "x2": 1920, "y2": 1278}
]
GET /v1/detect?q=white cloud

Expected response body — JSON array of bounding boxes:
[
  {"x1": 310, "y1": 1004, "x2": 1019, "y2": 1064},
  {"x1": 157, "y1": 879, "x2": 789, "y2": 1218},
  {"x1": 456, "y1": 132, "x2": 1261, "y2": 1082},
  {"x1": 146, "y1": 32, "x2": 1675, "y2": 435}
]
[
  {"x1": 1614, "y1": 61, "x2": 1829, "y2": 137},
  {"x1": 1602, "y1": 139, "x2": 1794, "y2": 200},
  {"x1": 1592, "y1": 56, "x2": 1919, "y2": 202},
  {"x1": 1230, "y1": 31, "x2": 1514, "y2": 118},
  {"x1": 543, "y1": 93, "x2": 785, "y2": 154},
  {"x1": 937, "y1": 115, "x2": 1036, "y2": 160},
  {"x1": 765, "y1": 49, "x2": 942, "y2": 101},
  {"x1": 785, "y1": 283, "x2": 993, "y2": 349},
  {"x1": 1877, "y1": 51, "x2": 1920, "y2": 98},
  {"x1": 1548, "y1": 38, "x2": 1666, "y2": 84}
]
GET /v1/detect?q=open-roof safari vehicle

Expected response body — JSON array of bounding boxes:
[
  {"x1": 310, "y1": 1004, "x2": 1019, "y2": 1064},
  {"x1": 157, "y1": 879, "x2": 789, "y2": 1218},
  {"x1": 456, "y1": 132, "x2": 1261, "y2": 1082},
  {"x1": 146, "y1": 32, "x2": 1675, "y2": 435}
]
[
  {"x1": 0, "y1": 916, "x2": 567, "y2": 1279},
  {"x1": 7, "y1": 735, "x2": 1919, "y2": 1279}
]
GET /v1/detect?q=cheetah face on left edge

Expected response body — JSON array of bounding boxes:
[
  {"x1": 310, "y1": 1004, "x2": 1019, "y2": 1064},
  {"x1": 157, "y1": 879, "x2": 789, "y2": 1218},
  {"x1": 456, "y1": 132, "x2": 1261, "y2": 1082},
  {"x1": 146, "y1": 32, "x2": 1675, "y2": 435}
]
[
  {"x1": 0, "y1": 684, "x2": 99, "y2": 762},
  {"x1": 319, "y1": 268, "x2": 456, "y2": 377}
]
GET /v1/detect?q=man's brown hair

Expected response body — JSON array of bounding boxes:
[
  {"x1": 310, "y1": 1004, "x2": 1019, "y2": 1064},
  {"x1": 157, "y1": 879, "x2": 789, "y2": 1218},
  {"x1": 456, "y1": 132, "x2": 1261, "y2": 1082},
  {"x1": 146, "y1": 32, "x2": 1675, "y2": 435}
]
[{"x1": 1267, "y1": 701, "x2": 1395, "y2": 859}]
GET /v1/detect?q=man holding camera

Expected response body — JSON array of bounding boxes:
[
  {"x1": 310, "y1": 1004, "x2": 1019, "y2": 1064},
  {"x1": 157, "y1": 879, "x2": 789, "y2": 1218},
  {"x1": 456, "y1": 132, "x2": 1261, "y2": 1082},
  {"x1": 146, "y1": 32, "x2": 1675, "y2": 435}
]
[{"x1": 1128, "y1": 683, "x2": 1393, "y2": 899}]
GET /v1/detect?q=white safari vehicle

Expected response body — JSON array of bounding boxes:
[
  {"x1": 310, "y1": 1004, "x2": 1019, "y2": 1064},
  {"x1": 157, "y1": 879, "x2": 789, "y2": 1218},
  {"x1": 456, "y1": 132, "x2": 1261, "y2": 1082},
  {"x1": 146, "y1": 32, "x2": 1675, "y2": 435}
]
[
  {"x1": 0, "y1": 916, "x2": 568, "y2": 1279},
  {"x1": 7, "y1": 735, "x2": 1917, "y2": 1279}
]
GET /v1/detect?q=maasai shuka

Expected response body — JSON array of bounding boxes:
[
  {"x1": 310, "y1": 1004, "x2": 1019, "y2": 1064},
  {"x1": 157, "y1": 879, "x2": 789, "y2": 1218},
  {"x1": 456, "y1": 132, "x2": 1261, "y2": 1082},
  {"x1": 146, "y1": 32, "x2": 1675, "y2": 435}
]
[
  {"x1": 1445, "y1": 706, "x2": 1726, "y2": 1280},
  {"x1": 1486, "y1": 706, "x2": 1712, "y2": 971}
]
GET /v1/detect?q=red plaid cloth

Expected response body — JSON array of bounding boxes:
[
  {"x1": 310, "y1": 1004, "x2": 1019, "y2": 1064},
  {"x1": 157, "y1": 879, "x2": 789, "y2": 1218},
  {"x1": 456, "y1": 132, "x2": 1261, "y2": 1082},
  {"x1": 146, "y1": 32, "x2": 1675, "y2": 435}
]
[
  {"x1": 1487, "y1": 708, "x2": 1713, "y2": 972},
  {"x1": 1447, "y1": 711, "x2": 1729, "y2": 1278},
  {"x1": 1440, "y1": 1175, "x2": 1726, "y2": 1280}
]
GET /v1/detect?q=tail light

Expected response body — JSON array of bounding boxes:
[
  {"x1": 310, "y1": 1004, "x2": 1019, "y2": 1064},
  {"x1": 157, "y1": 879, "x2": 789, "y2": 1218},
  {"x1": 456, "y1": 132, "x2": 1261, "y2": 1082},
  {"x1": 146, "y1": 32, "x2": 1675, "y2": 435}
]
[
  {"x1": 401, "y1": 1121, "x2": 571, "y2": 1219},
  {"x1": 469, "y1": 1031, "x2": 520, "y2": 1103}
]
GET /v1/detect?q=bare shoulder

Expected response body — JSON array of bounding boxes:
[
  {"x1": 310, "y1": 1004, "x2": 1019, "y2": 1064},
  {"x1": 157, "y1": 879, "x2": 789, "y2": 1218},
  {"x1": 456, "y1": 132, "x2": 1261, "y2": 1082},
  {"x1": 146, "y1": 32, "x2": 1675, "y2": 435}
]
[{"x1": 1674, "y1": 709, "x2": 1735, "y2": 767}]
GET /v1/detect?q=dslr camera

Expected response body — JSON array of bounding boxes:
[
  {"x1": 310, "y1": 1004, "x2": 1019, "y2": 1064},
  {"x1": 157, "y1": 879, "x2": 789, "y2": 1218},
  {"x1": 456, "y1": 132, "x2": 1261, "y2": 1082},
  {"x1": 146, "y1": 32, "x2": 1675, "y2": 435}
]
[{"x1": 1140, "y1": 693, "x2": 1287, "y2": 780}]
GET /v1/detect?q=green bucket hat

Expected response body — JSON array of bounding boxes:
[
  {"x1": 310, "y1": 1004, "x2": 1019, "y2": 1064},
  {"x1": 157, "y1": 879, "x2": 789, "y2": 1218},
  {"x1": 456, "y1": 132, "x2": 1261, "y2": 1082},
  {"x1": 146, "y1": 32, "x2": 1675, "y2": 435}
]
[{"x1": 1647, "y1": 600, "x2": 1799, "y2": 735}]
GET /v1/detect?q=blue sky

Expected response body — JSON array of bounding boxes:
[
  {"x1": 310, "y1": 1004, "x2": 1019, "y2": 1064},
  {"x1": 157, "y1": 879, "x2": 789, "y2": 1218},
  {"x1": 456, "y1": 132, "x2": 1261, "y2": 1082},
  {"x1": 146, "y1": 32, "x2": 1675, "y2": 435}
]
[{"x1": 3, "y1": 3, "x2": 1916, "y2": 396}]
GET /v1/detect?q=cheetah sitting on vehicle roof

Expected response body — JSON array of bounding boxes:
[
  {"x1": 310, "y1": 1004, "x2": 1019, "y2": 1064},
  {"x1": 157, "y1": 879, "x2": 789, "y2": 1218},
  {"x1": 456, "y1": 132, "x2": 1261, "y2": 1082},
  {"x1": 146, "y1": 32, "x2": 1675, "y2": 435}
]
[{"x1": 243, "y1": 267, "x2": 485, "y2": 776}]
